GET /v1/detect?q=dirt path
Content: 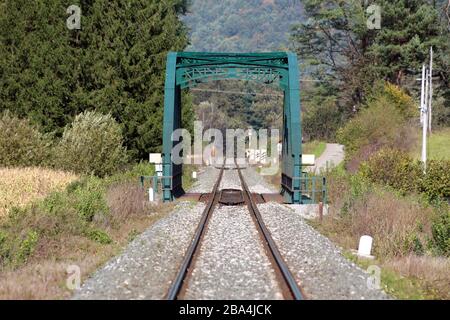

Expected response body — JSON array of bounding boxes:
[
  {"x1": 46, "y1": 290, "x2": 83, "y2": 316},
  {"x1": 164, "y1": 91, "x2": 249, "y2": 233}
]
[{"x1": 308, "y1": 143, "x2": 344, "y2": 173}]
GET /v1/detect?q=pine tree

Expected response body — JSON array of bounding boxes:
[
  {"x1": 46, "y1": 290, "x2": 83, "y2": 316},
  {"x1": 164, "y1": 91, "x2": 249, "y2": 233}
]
[{"x1": 0, "y1": 0, "x2": 191, "y2": 159}]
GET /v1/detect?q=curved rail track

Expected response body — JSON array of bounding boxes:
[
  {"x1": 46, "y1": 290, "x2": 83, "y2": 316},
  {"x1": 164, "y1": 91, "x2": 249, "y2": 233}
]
[{"x1": 166, "y1": 161, "x2": 304, "y2": 300}]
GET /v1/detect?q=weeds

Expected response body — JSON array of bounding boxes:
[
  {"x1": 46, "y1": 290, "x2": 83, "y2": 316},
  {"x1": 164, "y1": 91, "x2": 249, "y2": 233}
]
[{"x1": 0, "y1": 162, "x2": 170, "y2": 299}]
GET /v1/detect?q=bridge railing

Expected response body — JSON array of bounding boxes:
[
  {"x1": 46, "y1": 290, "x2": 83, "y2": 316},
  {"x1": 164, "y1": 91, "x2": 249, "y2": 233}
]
[{"x1": 293, "y1": 174, "x2": 327, "y2": 204}]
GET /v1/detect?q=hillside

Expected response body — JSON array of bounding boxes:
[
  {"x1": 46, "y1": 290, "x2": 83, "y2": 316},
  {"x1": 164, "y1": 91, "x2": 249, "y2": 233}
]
[{"x1": 182, "y1": 0, "x2": 304, "y2": 52}]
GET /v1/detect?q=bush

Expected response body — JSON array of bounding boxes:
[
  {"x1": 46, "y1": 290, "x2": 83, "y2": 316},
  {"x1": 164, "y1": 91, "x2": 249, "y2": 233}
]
[
  {"x1": 421, "y1": 160, "x2": 450, "y2": 201},
  {"x1": 86, "y1": 229, "x2": 112, "y2": 244},
  {"x1": 55, "y1": 111, "x2": 128, "y2": 177},
  {"x1": 324, "y1": 170, "x2": 435, "y2": 258},
  {"x1": 337, "y1": 83, "x2": 418, "y2": 170},
  {"x1": 371, "y1": 82, "x2": 417, "y2": 120},
  {"x1": 360, "y1": 149, "x2": 423, "y2": 194},
  {"x1": 0, "y1": 111, "x2": 52, "y2": 167},
  {"x1": 72, "y1": 178, "x2": 108, "y2": 222},
  {"x1": 431, "y1": 207, "x2": 450, "y2": 256},
  {"x1": 303, "y1": 98, "x2": 343, "y2": 140}
]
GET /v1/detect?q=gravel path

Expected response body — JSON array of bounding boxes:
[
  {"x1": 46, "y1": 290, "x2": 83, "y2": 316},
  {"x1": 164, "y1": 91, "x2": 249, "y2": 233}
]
[
  {"x1": 240, "y1": 167, "x2": 390, "y2": 300},
  {"x1": 183, "y1": 168, "x2": 283, "y2": 300},
  {"x1": 308, "y1": 143, "x2": 344, "y2": 173}
]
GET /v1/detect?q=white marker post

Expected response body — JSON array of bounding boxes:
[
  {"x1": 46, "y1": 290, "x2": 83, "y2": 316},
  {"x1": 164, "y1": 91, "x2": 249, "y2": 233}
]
[
  {"x1": 149, "y1": 187, "x2": 155, "y2": 202},
  {"x1": 358, "y1": 235, "x2": 374, "y2": 259}
]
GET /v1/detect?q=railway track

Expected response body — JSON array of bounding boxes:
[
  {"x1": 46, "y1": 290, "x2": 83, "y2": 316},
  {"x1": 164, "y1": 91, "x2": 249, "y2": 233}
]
[{"x1": 166, "y1": 161, "x2": 304, "y2": 300}]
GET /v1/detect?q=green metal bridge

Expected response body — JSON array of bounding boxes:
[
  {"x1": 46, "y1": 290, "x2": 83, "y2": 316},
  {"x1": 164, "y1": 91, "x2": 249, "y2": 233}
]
[{"x1": 160, "y1": 51, "x2": 314, "y2": 204}]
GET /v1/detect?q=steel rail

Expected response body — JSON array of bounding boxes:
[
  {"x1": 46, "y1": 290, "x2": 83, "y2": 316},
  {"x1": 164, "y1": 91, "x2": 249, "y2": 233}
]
[
  {"x1": 236, "y1": 164, "x2": 305, "y2": 300},
  {"x1": 166, "y1": 164, "x2": 225, "y2": 300}
]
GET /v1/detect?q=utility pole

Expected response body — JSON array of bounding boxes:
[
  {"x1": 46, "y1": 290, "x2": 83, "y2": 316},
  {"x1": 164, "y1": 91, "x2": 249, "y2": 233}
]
[
  {"x1": 428, "y1": 47, "x2": 433, "y2": 134},
  {"x1": 419, "y1": 47, "x2": 434, "y2": 172},
  {"x1": 420, "y1": 64, "x2": 426, "y2": 125},
  {"x1": 422, "y1": 68, "x2": 429, "y2": 172}
]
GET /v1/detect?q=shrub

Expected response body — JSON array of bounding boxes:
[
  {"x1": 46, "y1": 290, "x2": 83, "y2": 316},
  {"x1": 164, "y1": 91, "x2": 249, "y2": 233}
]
[
  {"x1": 368, "y1": 81, "x2": 419, "y2": 119},
  {"x1": 421, "y1": 160, "x2": 450, "y2": 201},
  {"x1": 430, "y1": 204, "x2": 450, "y2": 256},
  {"x1": 360, "y1": 149, "x2": 423, "y2": 194},
  {"x1": 86, "y1": 229, "x2": 112, "y2": 244},
  {"x1": 303, "y1": 98, "x2": 343, "y2": 140},
  {"x1": 106, "y1": 182, "x2": 149, "y2": 225},
  {"x1": 0, "y1": 111, "x2": 52, "y2": 167},
  {"x1": 337, "y1": 83, "x2": 418, "y2": 170},
  {"x1": 71, "y1": 177, "x2": 108, "y2": 222},
  {"x1": 324, "y1": 172, "x2": 434, "y2": 258},
  {"x1": 55, "y1": 111, "x2": 128, "y2": 177},
  {"x1": 17, "y1": 230, "x2": 39, "y2": 263}
]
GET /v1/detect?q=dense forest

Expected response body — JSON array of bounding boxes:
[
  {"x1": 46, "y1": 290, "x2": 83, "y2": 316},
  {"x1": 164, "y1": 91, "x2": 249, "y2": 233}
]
[
  {"x1": 182, "y1": 0, "x2": 306, "y2": 133},
  {"x1": 0, "y1": 0, "x2": 449, "y2": 157},
  {"x1": 0, "y1": 0, "x2": 193, "y2": 159},
  {"x1": 182, "y1": 0, "x2": 304, "y2": 52},
  {"x1": 183, "y1": 0, "x2": 450, "y2": 141}
]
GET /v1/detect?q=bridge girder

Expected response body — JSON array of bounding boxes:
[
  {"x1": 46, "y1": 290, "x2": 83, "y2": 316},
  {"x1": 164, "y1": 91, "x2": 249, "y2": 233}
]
[{"x1": 162, "y1": 52, "x2": 303, "y2": 203}]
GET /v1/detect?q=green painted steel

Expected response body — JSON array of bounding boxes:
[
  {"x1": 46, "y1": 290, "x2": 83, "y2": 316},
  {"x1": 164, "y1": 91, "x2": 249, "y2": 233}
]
[{"x1": 162, "y1": 52, "x2": 304, "y2": 203}]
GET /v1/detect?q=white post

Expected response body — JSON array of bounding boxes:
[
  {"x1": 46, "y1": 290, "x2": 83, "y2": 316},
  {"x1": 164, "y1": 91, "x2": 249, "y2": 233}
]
[
  {"x1": 422, "y1": 69, "x2": 429, "y2": 172},
  {"x1": 428, "y1": 47, "x2": 433, "y2": 134},
  {"x1": 420, "y1": 65, "x2": 426, "y2": 125},
  {"x1": 358, "y1": 235, "x2": 373, "y2": 257},
  {"x1": 149, "y1": 187, "x2": 155, "y2": 202}
]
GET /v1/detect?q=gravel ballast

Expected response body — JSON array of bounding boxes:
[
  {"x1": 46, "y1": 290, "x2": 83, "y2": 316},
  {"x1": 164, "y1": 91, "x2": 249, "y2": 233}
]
[
  {"x1": 73, "y1": 167, "x2": 221, "y2": 300},
  {"x1": 72, "y1": 202, "x2": 205, "y2": 300},
  {"x1": 183, "y1": 168, "x2": 283, "y2": 300},
  {"x1": 240, "y1": 166, "x2": 390, "y2": 299},
  {"x1": 73, "y1": 164, "x2": 389, "y2": 300}
]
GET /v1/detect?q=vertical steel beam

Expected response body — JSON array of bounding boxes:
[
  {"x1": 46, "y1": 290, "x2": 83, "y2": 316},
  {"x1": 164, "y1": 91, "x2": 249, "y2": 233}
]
[
  {"x1": 162, "y1": 52, "x2": 178, "y2": 202},
  {"x1": 281, "y1": 53, "x2": 302, "y2": 204}
]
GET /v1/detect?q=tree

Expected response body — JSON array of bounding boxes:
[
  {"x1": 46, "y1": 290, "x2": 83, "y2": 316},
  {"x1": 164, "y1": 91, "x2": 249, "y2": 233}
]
[
  {"x1": 0, "y1": 0, "x2": 191, "y2": 160},
  {"x1": 291, "y1": 0, "x2": 449, "y2": 109}
]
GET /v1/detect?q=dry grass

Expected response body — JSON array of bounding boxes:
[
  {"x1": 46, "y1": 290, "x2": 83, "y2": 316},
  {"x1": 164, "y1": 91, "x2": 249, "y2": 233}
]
[
  {"x1": 323, "y1": 186, "x2": 434, "y2": 258},
  {"x1": 384, "y1": 255, "x2": 450, "y2": 299},
  {"x1": 0, "y1": 167, "x2": 78, "y2": 218},
  {"x1": 0, "y1": 177, "x2": 173, "y2": 299},
  {"x1": 0, "y1": 210, "x2": 172, "y2": 300}
]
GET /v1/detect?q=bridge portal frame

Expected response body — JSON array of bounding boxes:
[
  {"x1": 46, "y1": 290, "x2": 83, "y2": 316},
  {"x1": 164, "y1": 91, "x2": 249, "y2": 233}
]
[{"x1": 162, "y1": 52, "x2": 303, "y2": 203}]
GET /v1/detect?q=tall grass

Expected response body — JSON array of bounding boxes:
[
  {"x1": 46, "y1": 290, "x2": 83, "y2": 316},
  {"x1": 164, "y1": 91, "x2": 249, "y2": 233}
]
[{"x1": 0, "y1": 167, "x2": 78, "y2": 218}]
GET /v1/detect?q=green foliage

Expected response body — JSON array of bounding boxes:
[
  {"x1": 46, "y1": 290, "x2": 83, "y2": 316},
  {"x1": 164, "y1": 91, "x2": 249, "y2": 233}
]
[
  {"x1": 17, "y1": 230, "x2": 39, "y2": 263},
  {"x1": 0, "y1": 0, "x2": 190, "y2": 160},
  {"x1": 86, "y1": 229, "x2": 112, "y2": 245},
  {"x1": 337, "y1": 93, "x2": 407, "y2": 160},
  {"x1": 361, "y1": 148, "x2": 449, "y2": 202},
  {"x1": 421, "y1": 160, "x2": 450, "y2": 201},
  {"x1": 0, "y1": 111, "x2": 52, "y2": 167},
  {"x1": 292, "y1": 0, "x2": 449, "y2": 109},
  {"x1": 182, "y1": 0, "x2": 304, "y2": 52},
  {"x1": 0, "y1": 164, "x2": 151, "y2": 268},
  {"x1": 360, "y1": 149, "x2": 423, "y2": 194},
  {"x1": 303, "y1": 97, "x2": 343, "y2": 140},
  {"x1": 431, "y1": 206, "x2": 450, "y2": 256},
  {"x1": 55, "y1": 111, "x2": 128, "y2": 177},
  {"x1": 367, "y1": 82, "x2": 418, "y2": 120},
  {"x1": 72, "y1": 177, "x2": 108, "y2": 222}
]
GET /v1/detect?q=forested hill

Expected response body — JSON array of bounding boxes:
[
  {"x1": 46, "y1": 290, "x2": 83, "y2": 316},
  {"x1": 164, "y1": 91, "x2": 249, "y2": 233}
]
[{"x1": 182, "y1": 0, "x2": 304, "y2": 52}]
